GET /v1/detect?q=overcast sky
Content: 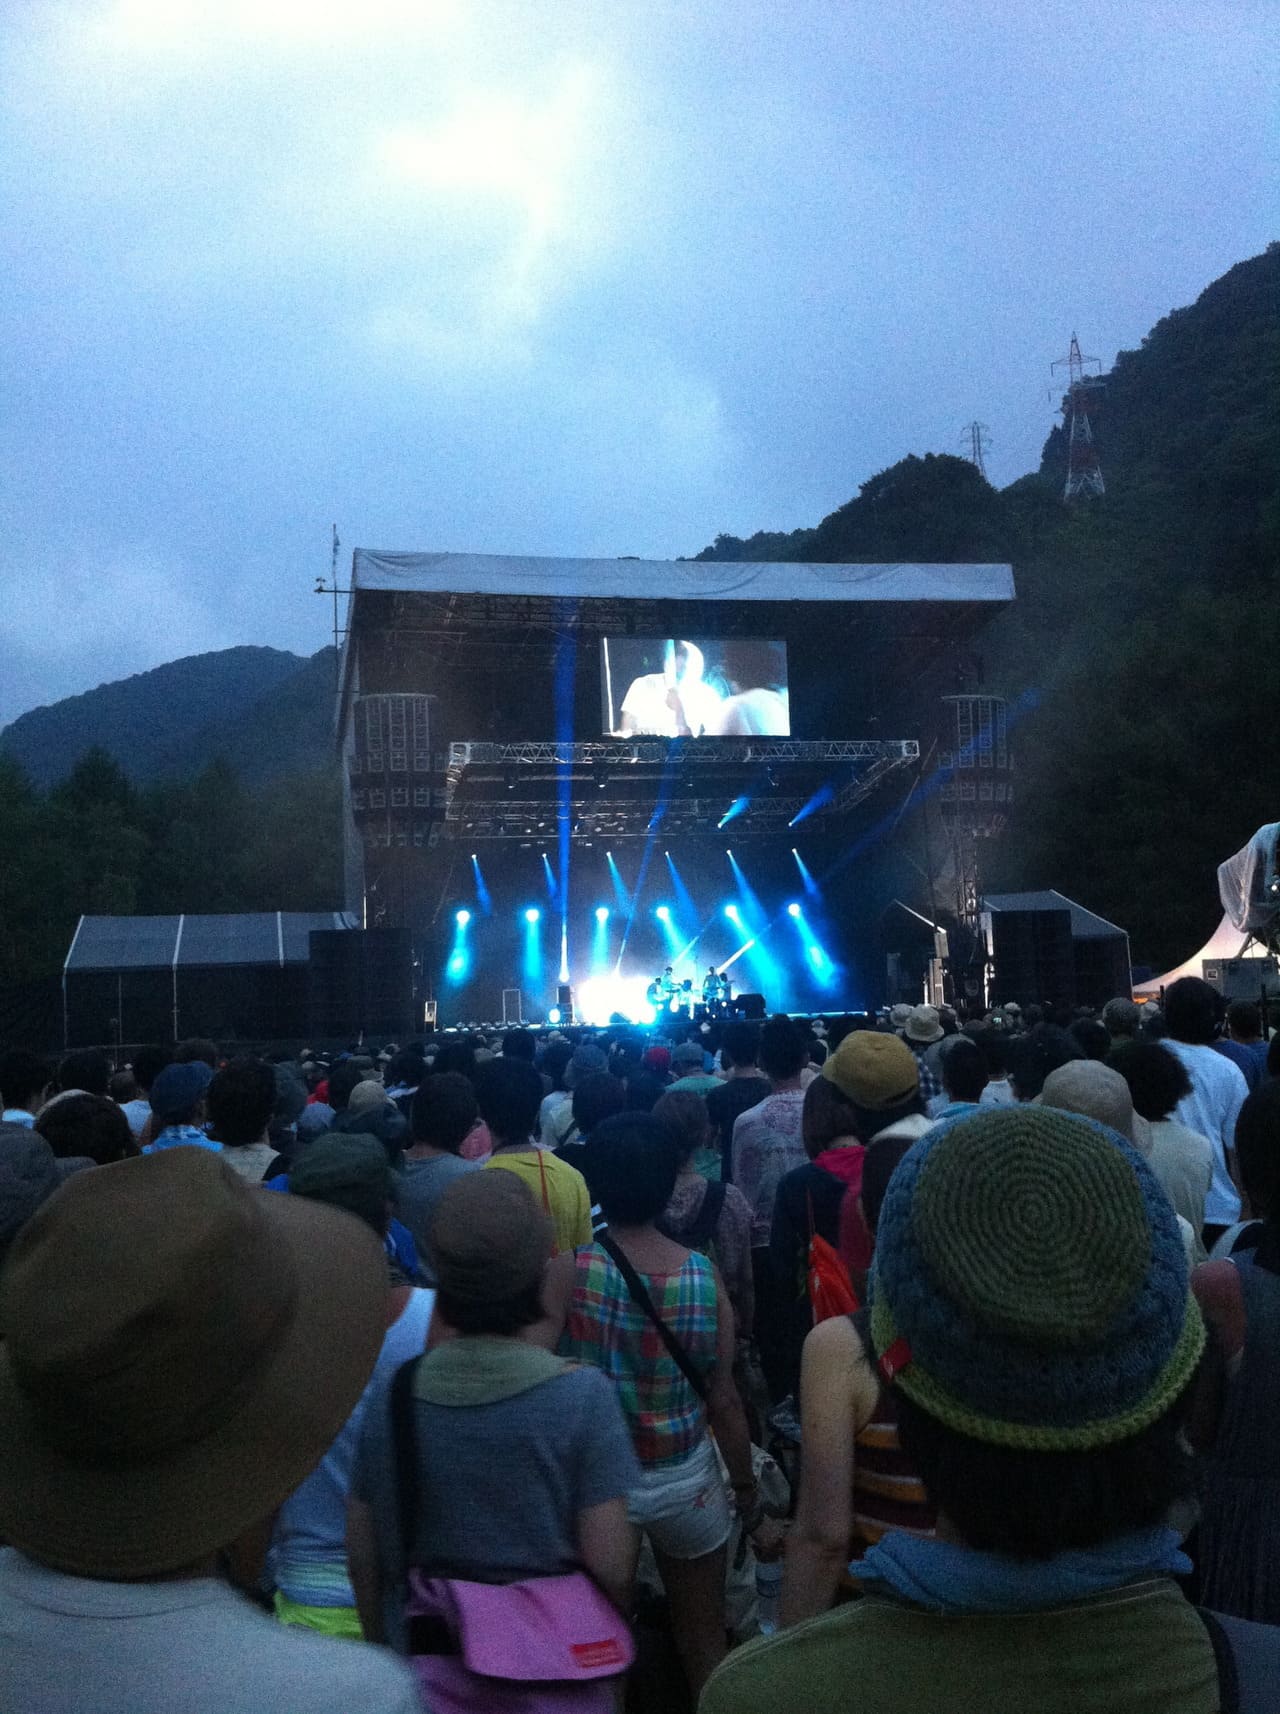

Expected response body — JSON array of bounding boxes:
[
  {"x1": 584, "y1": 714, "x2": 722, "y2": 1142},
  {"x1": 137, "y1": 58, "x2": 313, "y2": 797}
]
[{"x1": 1, "y1": 0, "x2": 1274, "y2": 727}]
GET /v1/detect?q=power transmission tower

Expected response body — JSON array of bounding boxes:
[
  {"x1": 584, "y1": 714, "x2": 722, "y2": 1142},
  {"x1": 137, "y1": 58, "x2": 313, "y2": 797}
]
[
  {"x1": 961, "y1": 421, "x2": 991, "y2": 478},
  {"x1": 1051, "y1": 334, "x2": 1105, "y2": 500}
]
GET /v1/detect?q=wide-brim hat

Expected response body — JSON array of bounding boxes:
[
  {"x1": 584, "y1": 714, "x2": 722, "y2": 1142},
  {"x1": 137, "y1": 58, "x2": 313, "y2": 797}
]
[
  {"x1": 904, "y1": 1005, "x2": 944, "y2": 1045},
  {"x1": 0, "y1": 1148, "x2": 386, "y2": 1578},
  {"x1": 823, "y1": 1030, "x2": 919, "y2": 1111}
]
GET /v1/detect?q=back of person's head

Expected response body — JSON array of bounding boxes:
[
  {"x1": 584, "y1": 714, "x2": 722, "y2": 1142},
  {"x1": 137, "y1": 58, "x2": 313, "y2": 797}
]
[
  {"x1": 564, "y1": 1045, "x2": 608, "y2": 1090},
  {"x1": 289, "y1": 1133, "x2": 394, "y2": 1237},
  {"x1": 475, "y1": 1056, "x2": 543, "y2": 1145},
  {"x1": 721, "y1": 1020, "x2": 760, "y2": 1070},
  {"x1": 759, "y1": 1014, "x2": 807, "y2": 1083},
  {"x1": 652, "y1": 1089, "x2": 711, "y2": 1162},
  {"x1": 585, "y1": 1111, "x2": 682, "y2": 1227},
  {"x1": 1069, "y1": 1018, "x2": 1111, "y2": 1062},
  {"x1": 129, "y1": 1044, "x2": 171, "y2": 1094},
  {"x1": 872, "y1": 1105, "x2": 1203, "y2": 1559},
  {"x1": 822, "y1": 1029, "x2": 922, "y2": 1142},
  {"x1": 205, "y1": 1057, "x2": 276, "y2": 1147},
  {"x1": 1107, "y1": 1040, "x2": 1192, "y2": 1122},
  {"x1": 35, "y1": 1094, "x2": 136, "y2": 1165},
  {"x1": 429, "y1": 1170, "x2": 552, "y2": 1336},
  {"x1": 571, "y1": 1072, "x2": 626, "y2": 1138},
  {"x1": 174, "y1": 1037, "x2": 219, "y2": 1069},
  {"x1": 501, "y1": 1029, "x2": 536, "y2": 1063},
  {"x1": 431, "y1": 1038, "x2": 478, "y2": 1079},
  {"x1": 1100, "y1": 997, "x2": 1140, "y2": 1038},
  {"x1": 1233, "y1": 1080, "x2": 1280, "y2": 1222},
  {"x1": 972, "y1": 1028, "x2": 1009, "y2": 1081},
  {"x1": 1006, "y1": 1025, "x2": 1083, "y2": 1101},
  {"x1": 940, "y1": 1036, "x2": 987, "y2": 1103},
  {"x1": 541, "y1": 1040, "x2": 574, "y2": 1089},
  {"x1": 801, "y1": 1073, "x2": 860, "y2": 1156},
  {"x1": 1226, "y1": 999, "x2": 1262, "y2": 1041},
  {"x1": 148, "y1": 1060, "x2": 214, "y2": 1127},
  {"x1": 1163, "y1": 977, "x2": 1220, "y2": 1046},
  {"x1": 326, "y1": 1060, "x2": 367, "y2": 1113},
  {"x1": 0, "y1": 1049, "x2": 50, "y2": 1112},
  {"x1": 671, "y1": 1041, "x2": 704, "y2": 1076},
  {"x1": 623, "y1": 1070, "x2": 664, "y2": 1113},
  {"x1": 411, "y1": 1071, "x2": 479, "y2": 1154},
  {"x1": 1039, "y1": 1059, "x2": 1139, "y2": 1143},
  {"x1": 55, "y1": 1049, "x2": 111, "y2": 1098},
  {"x1": 108, "y1": 1070, "x2": 137, "y2": 1105},
  {"x1": 385, "y1": 1047, "x2": 426, "y2": 1089}
]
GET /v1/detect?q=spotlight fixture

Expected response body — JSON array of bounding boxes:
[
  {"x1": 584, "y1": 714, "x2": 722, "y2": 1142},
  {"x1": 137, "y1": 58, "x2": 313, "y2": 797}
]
[
  {"x1": 524, "y1": 908, "x2": 541, "y2": 924},
  {"x1": 656, "y1": 905, "x2": 671, "y2": 922},
  {"x1": 455, "y1": 909, "x2": 472, "y2": 926},
  {"x1": 595, "y1": 906, "x2": 609, "y2": 922},
  {"x1": 724, "y1": 904, "x2": 740, "y2": 921},
  {"x1": 787, "y1": 902, "x2": 801, "y2": 919}
]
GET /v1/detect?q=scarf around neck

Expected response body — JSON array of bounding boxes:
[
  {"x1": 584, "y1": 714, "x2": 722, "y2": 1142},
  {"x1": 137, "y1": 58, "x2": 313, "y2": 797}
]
[
  {"x1": 852, "y1": 1526, "x2": 1191, "y2": 1615},
  {"x1": 413, "y1": 1336, "x2": 570, "y2": 1407}
]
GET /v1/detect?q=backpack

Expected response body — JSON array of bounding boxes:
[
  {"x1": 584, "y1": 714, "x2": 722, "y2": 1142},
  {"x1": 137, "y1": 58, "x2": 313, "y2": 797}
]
[{"x1": 807, "y1": 1190, "x2": 859, "y2": 1323}]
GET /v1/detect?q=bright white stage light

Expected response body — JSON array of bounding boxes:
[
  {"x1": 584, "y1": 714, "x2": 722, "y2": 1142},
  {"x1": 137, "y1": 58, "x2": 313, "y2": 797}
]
[
  {"x1": 595, "y1": 906, "x2": 609, "y2": 922},
  {"x1": 455, "y1": 909, "x2": 471, "y2": 926},
  {"x1": 787, "y1": 902, "x2": 801, "y2": 918},
  {"x1": 656, "y1": 905, "x2": 671, "y2": 922},
  {"x1": 524, "y1": 907, "x2": 540, "y2": 924}
]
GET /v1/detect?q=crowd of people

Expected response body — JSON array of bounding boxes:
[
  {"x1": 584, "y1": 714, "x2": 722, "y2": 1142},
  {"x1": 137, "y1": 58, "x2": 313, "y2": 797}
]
[{"x1": 1, "y1": 974, "x2": 1279, "y2": 1709}]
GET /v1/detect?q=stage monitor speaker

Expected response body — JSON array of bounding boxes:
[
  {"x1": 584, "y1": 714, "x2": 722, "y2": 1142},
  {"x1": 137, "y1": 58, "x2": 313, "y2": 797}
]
[
  {"x1": 556, "y1": 983, "x2": 574, "y2": 1025},
  {"x1": 308, "y1": 929, "x2": 412, "y2": 1040},
  {"x1": 736, "y1": 992, "x2": 767, "y2": 1019},
  {"x1": 988, "y1": 909, "x2": 1074, "y2": 1009}
]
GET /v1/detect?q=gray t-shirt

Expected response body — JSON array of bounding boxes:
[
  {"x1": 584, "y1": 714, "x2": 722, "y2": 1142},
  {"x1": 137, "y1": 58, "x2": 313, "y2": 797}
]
[
  {"x1": 354, "y1": 1363, "x2": 640, "y2": 1644},
  {"x1": 395, "y1": 1154, "x2": 479, "y2": 1268},
  {"x1": 0, "y1": 1549, "x2": 419, "y2": 1714}
]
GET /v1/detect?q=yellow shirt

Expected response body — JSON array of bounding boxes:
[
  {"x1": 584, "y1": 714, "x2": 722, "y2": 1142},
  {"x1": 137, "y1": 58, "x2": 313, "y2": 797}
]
[{"x1": 483, "y1": 1148, "x2": 593, "y2": 1255}]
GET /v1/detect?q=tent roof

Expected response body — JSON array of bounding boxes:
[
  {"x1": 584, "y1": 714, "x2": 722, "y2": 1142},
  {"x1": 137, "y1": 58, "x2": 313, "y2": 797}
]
[
  {"x1": 65, "y1": 912, "x2": 357, "y2": 973},
  {"x1": 1133, "y1": 915, "x2": 1267, "y2": 996},
  {"x1": 983, "y1": 890, "x2": 1129, "y2": 942},
  {"x1": 350, "y1": 550, "x2": 1015, "y2": 606}
]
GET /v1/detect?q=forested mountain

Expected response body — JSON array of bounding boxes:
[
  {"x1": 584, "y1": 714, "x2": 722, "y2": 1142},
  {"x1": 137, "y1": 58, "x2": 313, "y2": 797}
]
[
  {"x1": 693, "y1": 244, "x2": 1280, "y2": 972},
  {"x1": 0, "y1": 645, "x2": 335, "y2": 789}
]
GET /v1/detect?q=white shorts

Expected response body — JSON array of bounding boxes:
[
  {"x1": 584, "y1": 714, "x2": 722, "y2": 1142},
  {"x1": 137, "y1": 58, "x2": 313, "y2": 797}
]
[{"x1": 626, "y1": 1433, "x2": 732, "y2": 1561}]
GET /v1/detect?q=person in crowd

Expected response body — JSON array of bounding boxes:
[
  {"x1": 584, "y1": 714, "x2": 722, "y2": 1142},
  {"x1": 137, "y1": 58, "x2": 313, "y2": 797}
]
[
  {"x1": 270, "y1": 1135, "x2": 435, "y2": 1638},
  {"x1": 624, "y1": 1069, "x2": 666, "y2": 1112},
  {"x1": 975, "y1": 1025, "x2": 1017, "y2": 1106},
  {"x1": 546, "y1": 1112, "x2": 762, "y2": 1698},
  {"x1": 654, "y1": 1087, "x2": 754, "y2": 1338},
  {"x1": 142, "y1": 1060, "x2": 218, "y2": 1154},
  {"x1": 769, "y1": 1073, "x2": 867, "y2": 1399},
  {"x1": 108, "y1": 1068, "x2": 138, "y2": 1108},
  {"x1": 668, "y1": 1039, "x2": 721, "y2": 1096},
  {"x1": 0, "y1": 1130, "x2": 92, "y2": 1271},
  {"x1": 1103, "y1": 995, "x2": 1142, "y2": 1044},
  {"x1": 539, "y1": 1044, "x2": 608, "y2": 1150},
  {"x1": 1163, "y1": 976, "x2": 1249, "y2": 1246},
  {"x1": 554, "y1": 1070, "x2": 627, "y2": 1180},
  {"x1": 395, "y1": 1071, "x2": 481, "y2": 1265},
  {"x1": 1070, "y1": 1016, "x2": 1112, "y2": 1061},
  {"x1": 781, "y1": 1126, "x2": 934, "y2": 1629},
  {"x1": 382, "y1": 1047, "x2": 425, "y2": 1118},
  {"x1": 336, "y1": 1079, "x2": 408, "y2": 1161},
  {"x1": 174, "y1": 1036, "x2": 220, "y2": 1069},
  {"x1": 0, "y1": 1148, "x2": 420, "y2": 1713},
  {"x1": 35, "y1": 1091, "x2": 136, "y2": 1165},
  {"x1": 206, "y1": 1056, "x2": 284, "y2": 1183},
  {"x1": 1110, "y1": 1039, "x2": 1215, "y2": 1241},
  {"x1": 927, "y1": 1034, "x2": 988, "y2": 1121},
  {"x1": 1006, "y1": 1023, "x2": 1083, "y2": 1101},
  {"x1": 1224, "y1": 999, "x2": 1270, "y2": 1089},
  {"x1": 348, "y1": 1171, "x2": 640, "y2": 1700},
  {"x1": 641, "y1": 1042, "x2": 673, "y2": 1083},
  {"x1": 0, "y1": 1048, "x2": 50, "y2": 1128},
  {"x1": 706, "y1": 1021, "x2": 771, "y2": 1182},
  {"x1": 534, "y1": 1039, "x2": 576, "y2": 1139},
  {"x1": 732, "y1": 1014, "x2": 811, "y2": 1401},
  {"x1": 900, "y1": 1006, "x2": 943, "y2": 1104},
  {"x1": 705, "y1": 1105, "x2": 1280, "y2": 1711},
  {"x1": 117, "y1": 1044, "x2": 171, "y2": 1136},
  {"x1": 479, "y1": 1057, "x2": 592, "y2": 1254},
  {"x1": 55, "y1": 1048, "x2": 112, "y2": 1098},
  {"x1": 1190, "y1": 1079, "x2": 1280, "y2": 1625},
  {"x1": 270, "y1": 1061, "x2": 309, "y2": 1164}
]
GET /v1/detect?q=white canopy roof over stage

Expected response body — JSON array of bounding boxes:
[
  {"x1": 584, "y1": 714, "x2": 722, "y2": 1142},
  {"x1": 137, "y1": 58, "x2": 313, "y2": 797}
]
[{"x1": 349, "y1": 550, "x2": 1015, "y2": 605}]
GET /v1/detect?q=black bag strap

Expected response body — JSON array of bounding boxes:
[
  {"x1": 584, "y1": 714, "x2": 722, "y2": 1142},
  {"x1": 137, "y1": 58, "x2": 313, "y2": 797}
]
[
  {"x1": 597, "y1": 1229, "x2": 710, "y2": 1404},
  {"x1": 1197, "y1": 1608, "x2": 1239, "y2": 1714},
  {"x1": 389, "y1": 1354, "x2": 423, "y2": 1574},
  {"x1": 688, "y1": 1179, "x2": 726, "y2": 1249}
]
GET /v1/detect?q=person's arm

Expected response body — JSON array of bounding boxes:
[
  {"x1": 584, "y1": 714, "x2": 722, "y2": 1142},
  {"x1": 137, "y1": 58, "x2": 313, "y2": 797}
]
[
  {"x1": 576, "y1": 1497, "x2": 639, "y2": 1616},
  {"x1": 779, "y1": 1314, "x2": 878, "y2": 1628},
  {"x1": 528, "y1": 1248, "x2": 576, "y2": 1350},
  {"x1": 346, "y1": 1496, "x2": 387, "y2": 1644},
  {"x1": 705, "y1": 1270, "x2": 754, "y2": 1502}
]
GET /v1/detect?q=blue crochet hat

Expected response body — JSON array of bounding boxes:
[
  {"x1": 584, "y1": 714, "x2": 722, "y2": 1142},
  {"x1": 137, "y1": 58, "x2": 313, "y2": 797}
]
[{"x1": 868, "y1": 1105, "x2": 1204, "y2": 1450}]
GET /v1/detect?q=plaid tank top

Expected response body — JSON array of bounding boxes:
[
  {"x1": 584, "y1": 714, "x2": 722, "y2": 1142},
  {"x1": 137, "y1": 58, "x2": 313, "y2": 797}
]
[{"x1": 562, "y1": 1242, "x2": 719, "y2": 1468}]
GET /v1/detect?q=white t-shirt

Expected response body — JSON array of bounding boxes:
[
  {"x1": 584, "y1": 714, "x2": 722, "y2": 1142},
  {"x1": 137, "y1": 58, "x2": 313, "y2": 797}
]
[
  {"x1": 0, "y1": 1549, "x2": 420, "y2": 1714},
  {"x1": 705, "y1": 687, "x2": 790, "y2": 736},
  {"x1": 1163, "y1": 1039, "x2": 1247, "y2": 1224},
  {"x1": 619, "y1": 672, "x2": 722, "y2": 738}
]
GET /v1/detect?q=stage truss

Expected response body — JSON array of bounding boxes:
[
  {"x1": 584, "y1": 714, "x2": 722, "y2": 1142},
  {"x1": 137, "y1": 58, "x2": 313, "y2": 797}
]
[{"x1": 440, "y1": 738, "x2": 919, "y2": 839}]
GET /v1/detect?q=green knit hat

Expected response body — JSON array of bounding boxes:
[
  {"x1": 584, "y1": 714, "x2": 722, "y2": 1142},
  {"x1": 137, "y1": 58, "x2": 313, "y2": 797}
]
[{"x1": 868, "y1": 1106, "x2": 1204, "y2": 1450}]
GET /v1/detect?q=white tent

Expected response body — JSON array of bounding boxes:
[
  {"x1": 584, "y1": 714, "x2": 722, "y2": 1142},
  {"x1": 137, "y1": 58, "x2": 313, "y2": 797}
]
[
  {"x1": 1132, "y1": 916, "x2": 1264, "y2": 996},
  {"x1": 1134, "y1": 822, "x2": 1280, "y2": 997}
]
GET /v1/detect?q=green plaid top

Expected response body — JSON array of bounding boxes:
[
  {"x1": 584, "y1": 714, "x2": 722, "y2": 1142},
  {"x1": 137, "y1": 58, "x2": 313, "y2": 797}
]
[{"x1": 561, "y1": 1243, "x2": 719, "y2": 1468}]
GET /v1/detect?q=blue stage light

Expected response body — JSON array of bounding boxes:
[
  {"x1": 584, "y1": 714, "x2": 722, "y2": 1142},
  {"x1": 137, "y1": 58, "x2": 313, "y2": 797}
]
[
  {"x1": 455, "y1": 909, "x2": 471, "y2": 927},
  {"x1": 656, "y1": 905, "x2": 671, "y2": 922},
  {"x1": 724, "y1": 903, "x2": 740, "y2": 921},
  {"x1": 787, "y1": 902, "x2": 801, "y2": 919},
  {"x1": 448, "y1": 953, "x2": 466, "y2": 976},
  {"x1": 595, "y1": 906, "x2": 609, "y2": 923},
  {"x1": 525, "y1": 907, "x2": 541, "y2": 924},
  {"x1": 548, "y1": 1006, "x2": 562, "y2": 1025}
]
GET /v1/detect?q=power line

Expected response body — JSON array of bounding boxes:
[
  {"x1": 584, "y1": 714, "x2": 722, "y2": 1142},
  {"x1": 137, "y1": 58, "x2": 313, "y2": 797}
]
[{"x1": 960, "y1": 421, "x2": 992, "y2": 479}]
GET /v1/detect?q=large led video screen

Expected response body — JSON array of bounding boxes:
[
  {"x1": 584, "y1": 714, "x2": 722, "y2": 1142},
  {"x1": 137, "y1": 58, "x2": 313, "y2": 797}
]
[{"x1": 600, "y1": 638, "x2": 791, "y2": 737}]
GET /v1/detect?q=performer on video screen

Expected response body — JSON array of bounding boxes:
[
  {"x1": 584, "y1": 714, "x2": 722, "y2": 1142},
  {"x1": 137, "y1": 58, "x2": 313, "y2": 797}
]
[
  {"x1": 703, "y1": 640, "x2": 790, "y2": 736},
  {"x1": 617, "y1": 640, "x2": 723, "y2": 738}
]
